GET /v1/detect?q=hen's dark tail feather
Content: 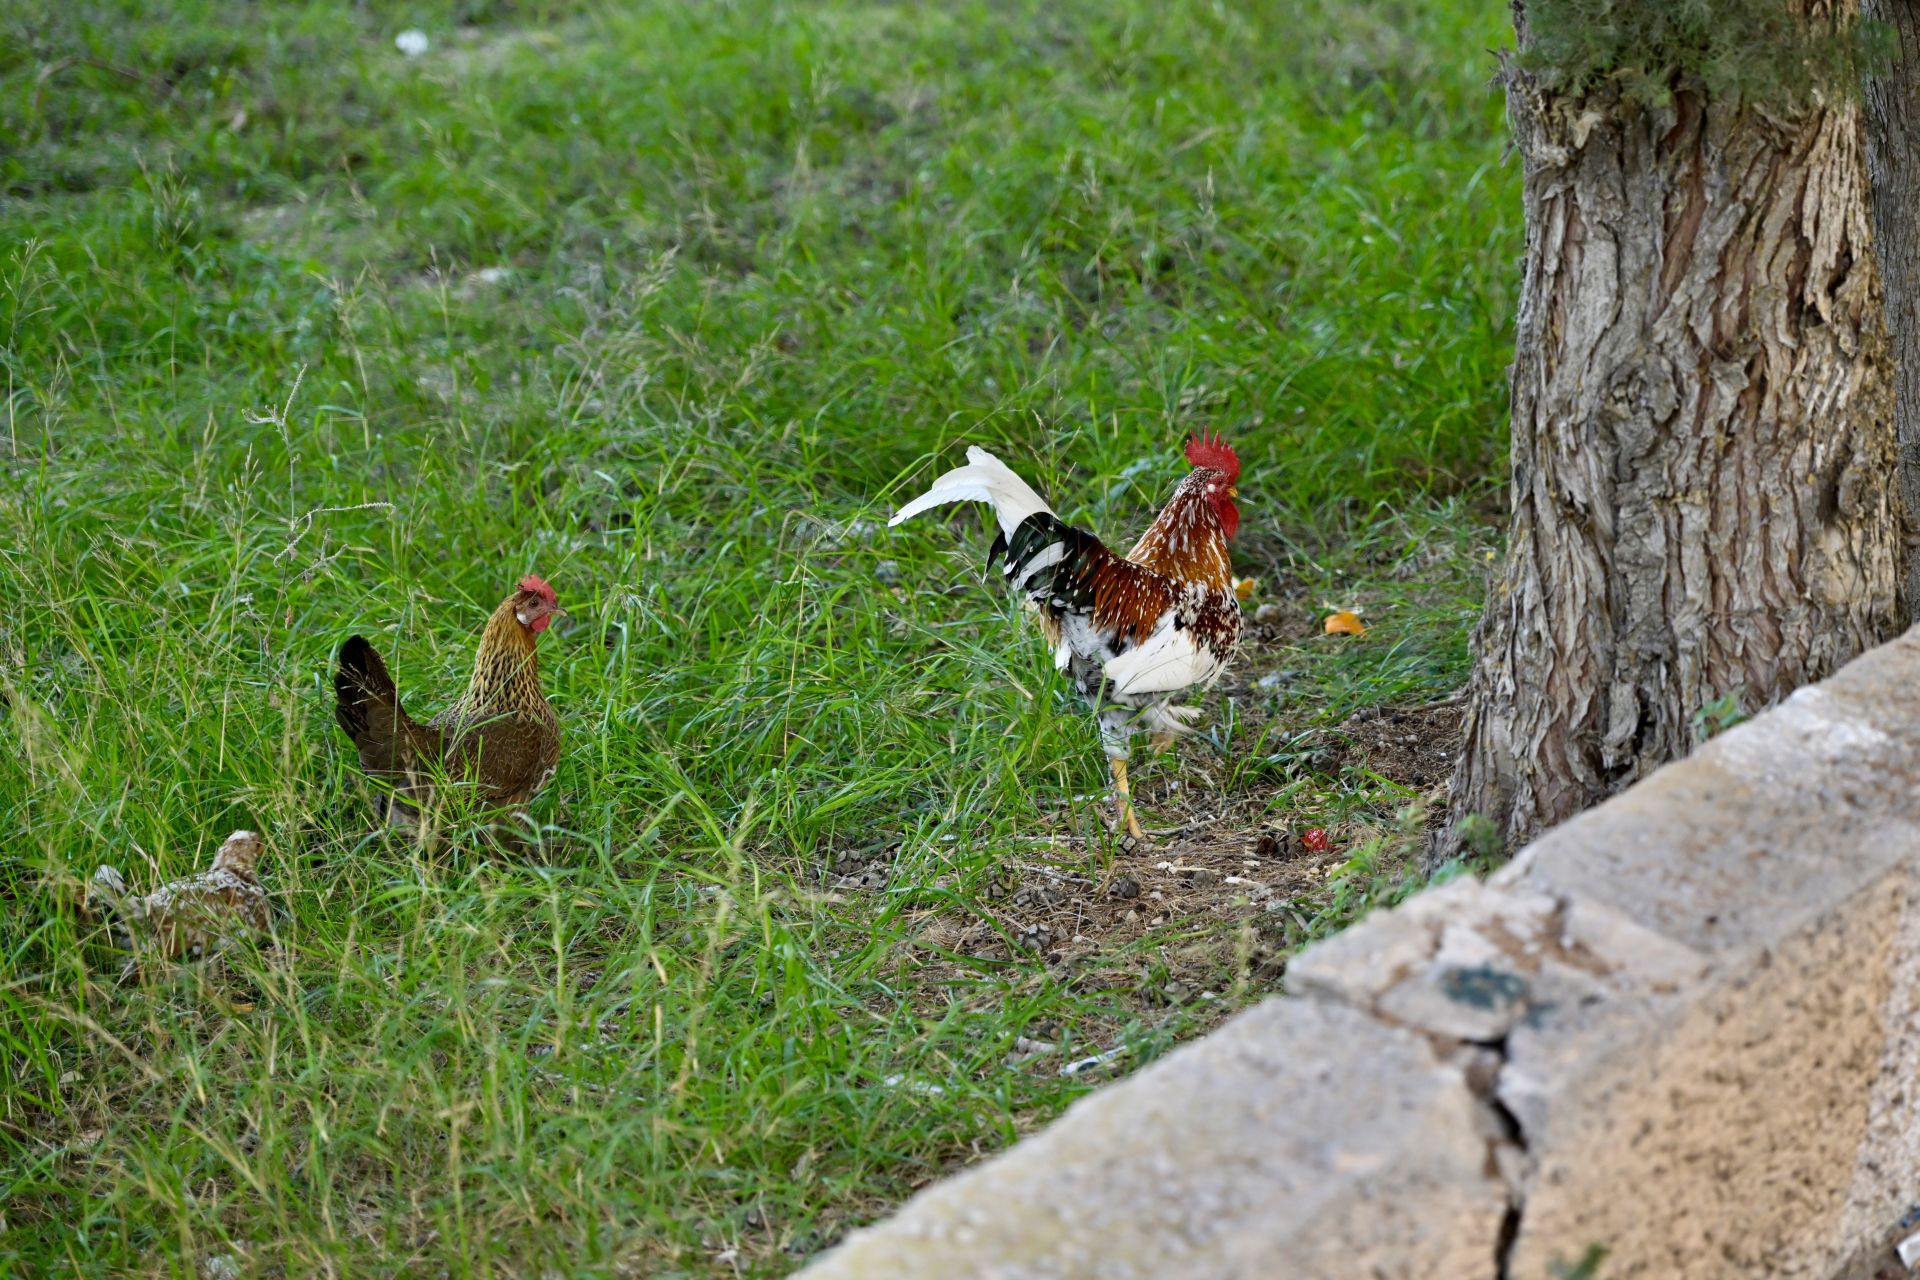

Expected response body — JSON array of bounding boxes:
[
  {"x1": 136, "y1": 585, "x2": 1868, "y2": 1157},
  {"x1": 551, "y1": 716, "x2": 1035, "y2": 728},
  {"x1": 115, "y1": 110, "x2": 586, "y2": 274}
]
[
  {"x1": 334, "y1": 635, "x2": 410, "y2": 774},
  {"x1": 336, "y1": 634, "x2": 435, "y2": 826},
  {"x1": 335, "y1": 636, "x2": 394, "y2": 732}
]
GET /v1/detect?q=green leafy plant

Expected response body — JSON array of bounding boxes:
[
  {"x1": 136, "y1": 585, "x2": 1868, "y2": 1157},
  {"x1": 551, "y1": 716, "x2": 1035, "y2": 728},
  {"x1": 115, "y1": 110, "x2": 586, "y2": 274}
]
[
  {"x1": 1521, "y1": 0, "x2": 1890, "y2": 109},
  {"x1": 1691, "y1": 686, "x2": 1749, "y2": 744},
  {"x1": 1551, "y1": 1242, "x2": 1612, "y2": 1280}
]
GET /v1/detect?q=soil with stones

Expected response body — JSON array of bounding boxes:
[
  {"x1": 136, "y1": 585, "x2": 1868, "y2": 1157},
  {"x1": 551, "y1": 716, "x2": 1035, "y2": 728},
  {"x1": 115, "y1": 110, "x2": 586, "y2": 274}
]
[{"x1": 811, "y1": 603, "x2": 1469, "y2": 1076}]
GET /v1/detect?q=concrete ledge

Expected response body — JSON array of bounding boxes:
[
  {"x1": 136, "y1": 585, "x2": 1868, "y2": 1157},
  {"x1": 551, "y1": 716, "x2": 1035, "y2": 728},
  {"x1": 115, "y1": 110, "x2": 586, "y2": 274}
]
[
  {"x1": 798, "y1": 631, "x2": 1920, "y2": 1280},
  {"x1": 803, "y1": 997, "x2": 1508, "y2": 1279}
]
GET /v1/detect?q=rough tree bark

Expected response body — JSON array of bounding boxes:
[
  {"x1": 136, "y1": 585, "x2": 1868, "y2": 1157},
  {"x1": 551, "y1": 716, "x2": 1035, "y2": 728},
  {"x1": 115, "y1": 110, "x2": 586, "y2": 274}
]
[
  {"x1": 1440, "y1": 1, "x2": 1909, "y2": 861},
  {"x1": 1863, "y1": 0, "x2": 1920, "y2": 605}
]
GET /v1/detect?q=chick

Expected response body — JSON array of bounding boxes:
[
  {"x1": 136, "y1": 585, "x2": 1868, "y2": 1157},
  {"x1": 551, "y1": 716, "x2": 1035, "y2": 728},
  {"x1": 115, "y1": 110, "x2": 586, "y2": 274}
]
[{"x1": 86, "y1": 830, "x2": 273, "y2": 963}]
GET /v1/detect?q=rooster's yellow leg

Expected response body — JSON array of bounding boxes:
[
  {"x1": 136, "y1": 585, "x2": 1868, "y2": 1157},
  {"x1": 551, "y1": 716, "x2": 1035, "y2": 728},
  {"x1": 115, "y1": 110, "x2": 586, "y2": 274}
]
[{"x1": 1110, "y1": 756, "x2": 1148, "y2": 842}]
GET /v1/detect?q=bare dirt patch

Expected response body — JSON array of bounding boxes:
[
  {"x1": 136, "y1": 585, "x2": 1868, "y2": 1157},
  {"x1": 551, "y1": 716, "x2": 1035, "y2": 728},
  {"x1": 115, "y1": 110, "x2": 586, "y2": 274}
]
[
  {"x1": 1324, "y1": 697, "x2": 1465, "y2": 796},
  {"x1": 809, "y1": 616, "x2": 1469, "y2": 1074}
]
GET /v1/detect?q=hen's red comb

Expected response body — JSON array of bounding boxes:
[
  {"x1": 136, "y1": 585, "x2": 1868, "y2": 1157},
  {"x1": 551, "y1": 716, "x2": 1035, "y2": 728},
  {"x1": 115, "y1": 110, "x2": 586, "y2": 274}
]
[
  {"x1": 518, "y1": 573, "x2": 556, "y2": 606},
  {"x1": 1185, "y1": 430, "x2": 1240, "y2": 483}
]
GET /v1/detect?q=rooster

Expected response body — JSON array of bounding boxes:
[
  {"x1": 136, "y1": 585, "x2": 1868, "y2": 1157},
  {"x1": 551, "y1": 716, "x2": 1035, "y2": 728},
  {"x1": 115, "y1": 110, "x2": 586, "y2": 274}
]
[
  {"x1": 86, "y1": 829, "x2": 273, "y2": 965},
  {"x1": 334, "y1": 574, "x2": 562, "y2": 828},
  {"x1": 890, "y1": 434, "x2": 1243, "y2": 840}
]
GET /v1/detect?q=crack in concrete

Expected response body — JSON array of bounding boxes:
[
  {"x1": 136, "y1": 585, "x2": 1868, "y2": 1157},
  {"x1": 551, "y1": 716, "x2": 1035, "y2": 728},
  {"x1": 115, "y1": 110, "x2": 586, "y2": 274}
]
[{"x1": 1468, "y1": 1035, "x2": 1528, "y2": 1280}]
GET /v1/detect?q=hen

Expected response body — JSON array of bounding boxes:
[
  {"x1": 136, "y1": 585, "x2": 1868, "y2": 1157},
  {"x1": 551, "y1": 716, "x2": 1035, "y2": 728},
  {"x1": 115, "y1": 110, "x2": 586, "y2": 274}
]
[
  {"x1": 891, "y1": 434, "x2": 1243, "y2": 840},
  {"x1": 334, "y1": 574, "x2": 562, "y2": 828},
  {"x1": 87, "y1": 829, "x2": 273, "y2": 964}
]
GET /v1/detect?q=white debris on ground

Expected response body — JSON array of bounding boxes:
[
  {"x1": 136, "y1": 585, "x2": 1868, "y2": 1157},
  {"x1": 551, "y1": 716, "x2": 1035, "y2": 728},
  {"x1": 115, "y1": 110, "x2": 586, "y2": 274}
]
[
  {"x1": 881, "y1": 1074, "x2": 947, "y2": 1096},
  {"x1": 1059, "y1": 1045, "x2": 1130, "y2": 1077},
  {"x1": 1897, "y1": 1227, "x2": 1920, "y2": 1270}
]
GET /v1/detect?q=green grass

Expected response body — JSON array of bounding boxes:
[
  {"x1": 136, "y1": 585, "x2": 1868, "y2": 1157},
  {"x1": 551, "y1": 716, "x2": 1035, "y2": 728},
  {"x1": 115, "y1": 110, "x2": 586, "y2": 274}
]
[{"x1": 0, "y1": 0, "x2": 1518, "y2": 1273}]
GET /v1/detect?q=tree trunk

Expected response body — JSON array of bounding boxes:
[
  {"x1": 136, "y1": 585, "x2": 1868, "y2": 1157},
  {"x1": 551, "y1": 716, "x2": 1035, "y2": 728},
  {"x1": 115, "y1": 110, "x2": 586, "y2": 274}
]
[
  {"x1": 1440, "y1": 9, "x2": 1907, "y2": 861},
  {"x1": 1863, "y1": 0, "x2": 1920, "y2": 605}
]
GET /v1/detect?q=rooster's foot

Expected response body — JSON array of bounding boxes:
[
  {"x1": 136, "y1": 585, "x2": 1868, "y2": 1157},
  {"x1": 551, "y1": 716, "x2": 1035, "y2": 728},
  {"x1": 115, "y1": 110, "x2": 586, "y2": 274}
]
[{"x1": 1109, "y1": 757, "x2": 1151, "y2": 845}]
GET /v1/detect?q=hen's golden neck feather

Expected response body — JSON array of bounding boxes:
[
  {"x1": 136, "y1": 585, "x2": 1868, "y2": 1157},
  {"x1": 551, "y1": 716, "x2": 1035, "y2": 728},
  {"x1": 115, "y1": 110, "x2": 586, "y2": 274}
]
[{"x1": 458, "y1": 598, "x2": 543, "y2": 715}]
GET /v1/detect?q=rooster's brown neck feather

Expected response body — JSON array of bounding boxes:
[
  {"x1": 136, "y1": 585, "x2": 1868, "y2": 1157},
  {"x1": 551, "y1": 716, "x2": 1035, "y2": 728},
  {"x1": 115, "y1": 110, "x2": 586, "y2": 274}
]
[{"x1": 1125, "y1": 470, "x2": 1232, "y2": 589}]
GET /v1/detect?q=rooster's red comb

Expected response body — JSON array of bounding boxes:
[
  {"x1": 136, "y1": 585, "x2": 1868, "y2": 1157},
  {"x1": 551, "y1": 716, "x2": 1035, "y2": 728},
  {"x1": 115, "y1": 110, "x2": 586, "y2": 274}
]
[
  {"x1": 518, "y1": 574, "x2": 556, "y2": 606},
  {"x1": 1185, "y1": 430, "x2": 1240, "y2": 483}
]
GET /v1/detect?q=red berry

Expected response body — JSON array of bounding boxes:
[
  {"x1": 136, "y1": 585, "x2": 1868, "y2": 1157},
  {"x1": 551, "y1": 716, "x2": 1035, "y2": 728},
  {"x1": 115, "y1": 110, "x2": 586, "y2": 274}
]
[{"x1": 1303, "y1": 828, "x2": 1331, "y2": 853}]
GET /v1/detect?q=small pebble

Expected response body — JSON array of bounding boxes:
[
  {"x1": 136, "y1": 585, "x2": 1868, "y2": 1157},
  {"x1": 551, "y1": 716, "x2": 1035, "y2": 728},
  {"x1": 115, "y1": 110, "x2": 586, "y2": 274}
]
[
  {"x1": 1182, "y1": 866, "x2": 1222, "y2": 889},
  {"x1": 1015, "y1": 924, "x2": 1056, "y2": 952},
  {"x1": 810, "y1": 518, "x2": 878, "y2": 547},
  {"x1": 1109, "y1": 875, "x2": 1141, "y2": 900},
  {"x1": 1254, "y1": 603, "x2": 1286, "y2": 625}
]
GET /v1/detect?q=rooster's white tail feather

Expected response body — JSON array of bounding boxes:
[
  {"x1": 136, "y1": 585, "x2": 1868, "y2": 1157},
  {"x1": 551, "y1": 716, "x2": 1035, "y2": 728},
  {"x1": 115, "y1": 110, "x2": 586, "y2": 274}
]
[{"x1": 889, "y1": 446, "x2": 1053, "y2": 540}]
